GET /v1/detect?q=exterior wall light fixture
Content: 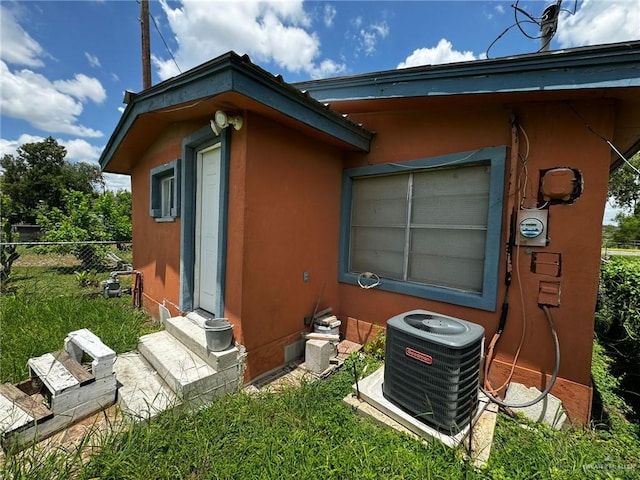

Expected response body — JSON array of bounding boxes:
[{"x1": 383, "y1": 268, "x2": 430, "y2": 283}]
[{"x1": 210, "y1": 110, "x2": 243, "y2": 135}]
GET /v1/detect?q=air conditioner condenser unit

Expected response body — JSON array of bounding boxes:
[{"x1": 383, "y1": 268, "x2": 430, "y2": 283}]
[{"x1": 383, "y1": 309, "x2": 484, "y2": 434}]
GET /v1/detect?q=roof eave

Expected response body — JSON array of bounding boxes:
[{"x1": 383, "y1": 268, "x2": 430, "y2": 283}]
[
  {"x1": 99, "y1": 53, "x2": 373, "y2": 172},
  {"x1": 295, "y1": 41, "x2": 640, "y2": 102}
]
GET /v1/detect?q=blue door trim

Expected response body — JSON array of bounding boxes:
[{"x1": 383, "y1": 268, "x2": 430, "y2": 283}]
[{"x1": 179, "y1": 126, "x2": 231, "y2": 315}]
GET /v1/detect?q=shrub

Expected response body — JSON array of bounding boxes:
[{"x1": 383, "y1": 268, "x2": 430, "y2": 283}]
[
  {"x1": 597, "y1": 256, "x2": 640, "y2": 421},
  {"x1": 598, "y1": 257, "x2": 640, "y2": 352}
]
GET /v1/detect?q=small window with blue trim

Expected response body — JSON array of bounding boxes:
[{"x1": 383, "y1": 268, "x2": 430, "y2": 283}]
[
  {"x1": 339, "y1": 147, "x2": 506, "y2": 311},
  {"x1": 150, "y1": 159, "x2": 180, "y2": 221}
]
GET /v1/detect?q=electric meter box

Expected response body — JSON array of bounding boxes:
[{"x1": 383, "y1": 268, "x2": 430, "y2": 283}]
[{"x1": 516, "y1": 209, "x2": 548, "y2": 247}]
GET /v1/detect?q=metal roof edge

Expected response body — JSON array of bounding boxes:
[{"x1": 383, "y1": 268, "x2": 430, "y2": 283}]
[
  {"x1": 99, "y1": 52, "x2": 373, "y2": 171},
  {"x1": 294, "y1": 41, "x2": 640, "y2": 102}
]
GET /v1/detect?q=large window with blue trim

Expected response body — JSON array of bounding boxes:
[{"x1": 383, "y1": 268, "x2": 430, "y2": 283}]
[{"x1": 339, "y1": 147, "x2": 506, "y2": 311}]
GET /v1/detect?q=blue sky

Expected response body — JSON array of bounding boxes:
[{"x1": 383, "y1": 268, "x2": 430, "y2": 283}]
[{"x1": 1, "y1": 0, "x2": 639, "y2": 221}]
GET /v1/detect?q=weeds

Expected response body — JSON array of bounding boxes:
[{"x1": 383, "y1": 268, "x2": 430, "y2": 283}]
[
  {"x1": 2, "y1": 348, "x2": 639, "y2": 479},
  {"x1": 363, "y1": 330, "x2": 386, "y2": 360},
  {"x1": 0, "y1": 266, "x2": 158, "y2": 384},
  {"x1": 2, "y1": 264, "x2": 640, "y2": 478}
]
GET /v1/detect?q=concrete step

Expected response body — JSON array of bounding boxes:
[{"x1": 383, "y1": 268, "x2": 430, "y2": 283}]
[
  {"x1": 113, "y1": 352, "x2": 177, "y2": 420},
  {"x1": 163, "y1": 316, "x2": 239, "y2": 371},
  {"x1": 138, "y1": 331, "x2": 241, "y2": 404}
]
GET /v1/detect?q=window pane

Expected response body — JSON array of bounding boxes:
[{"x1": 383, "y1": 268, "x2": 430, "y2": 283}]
[
  {"x1": 351, "y1": 226, "x2": 405, "y2": 279},
  {"x1": 352, "y1": 175, "x2": 408, "y2": 226},
  {"x1": 348, "y1": 162, "x2": 491, "y2": 293},
  {"x1": 161, "y1": 175, "x2": 174, "y2": 217},
  {"x1": 409, "y1": 228, "x2": 485, "y2": 292},
  {"x1": 351, "y1": 174, "x2": 408, "y2": 279},
  {"x1": 411, "y1": 164, "x2": 490, "y2": 226}
]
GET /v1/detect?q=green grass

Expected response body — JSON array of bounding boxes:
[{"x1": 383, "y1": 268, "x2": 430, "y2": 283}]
[
  {"x1": 2, "y1": 267, "x2": 639, "y2": 479},
  {"x1": 3, "y1": 351, "x2": 640, "y2": 480},
  {"x1": 1, "y1": 265, "x2": 159, "y2": 384}
]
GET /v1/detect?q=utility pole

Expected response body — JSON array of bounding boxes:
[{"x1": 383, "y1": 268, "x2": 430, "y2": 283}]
[
  {"x1": 141, "y1": 0, "x2": 151, "y2": 90},
  {"x1": 540, "y1": 1, "x2": 562, "y2": 52}
]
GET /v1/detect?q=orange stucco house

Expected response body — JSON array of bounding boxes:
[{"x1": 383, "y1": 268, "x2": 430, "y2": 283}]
[{"x1": 100, "y1": 41, "x2": 640, "y2": 424}]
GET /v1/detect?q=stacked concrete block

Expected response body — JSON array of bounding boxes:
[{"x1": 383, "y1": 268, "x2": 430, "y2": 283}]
[{"x1": 305, "y1": 339, "x2": 333, "y2": 374}]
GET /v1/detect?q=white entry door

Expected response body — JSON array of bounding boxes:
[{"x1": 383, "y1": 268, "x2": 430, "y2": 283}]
[{"x1": 194, "y1": 145, "x2": 221, "y2": 314}]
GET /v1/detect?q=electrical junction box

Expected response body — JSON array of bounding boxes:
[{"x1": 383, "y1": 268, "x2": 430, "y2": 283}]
[{"x1": 516, "y1": 209, "x2": 548, "y2": 247}]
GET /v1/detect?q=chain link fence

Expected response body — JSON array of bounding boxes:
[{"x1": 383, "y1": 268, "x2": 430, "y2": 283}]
[
  {"x1": 1, "y1": 241, "x2": 138, "y2": 299},
  {"x1": 603, "y1": 241, "x2": 640, "y2": 250},
  {"x1": 602, "y1": 241, "x2": 640, "y2": 257}
]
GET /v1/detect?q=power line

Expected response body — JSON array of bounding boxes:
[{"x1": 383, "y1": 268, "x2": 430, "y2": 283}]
[
  {"x1": 149, "y1": 9, "x2": 182, "y2": 74},
  {"x1": 135, "y1": 0, "x2": 181, "y2": 75},
  {"x1": 566, "y1": 102, "x2": 640, "y2": 176},
  {"x1": 486, "y1": 0, "x2": 577, "y2": 58}
]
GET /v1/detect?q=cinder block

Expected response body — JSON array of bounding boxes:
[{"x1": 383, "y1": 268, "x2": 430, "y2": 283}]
[
  {"x1": 64, "y1": 329, "x2": 116, "y2": 379},
  {"x1": 305, "y1": 340, "x2": 332, "y2": 374}
]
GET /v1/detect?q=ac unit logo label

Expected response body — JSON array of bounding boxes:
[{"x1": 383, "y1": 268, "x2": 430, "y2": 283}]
[{"x1": 405, "y1": 347, "x2": 432, "y2": 365}]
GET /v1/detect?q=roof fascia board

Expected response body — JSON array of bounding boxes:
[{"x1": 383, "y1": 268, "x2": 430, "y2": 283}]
[
  {"x1": 99, "y1": 57, "x2": 237, "y2": 170},
  {"x1": 99, "y1": 55, "x2": 372, "y2": 170},
  {"x1": 295, "y1": 42, "x2": 640, "y2": 102},
  {"x1": 229, "y1": 63, "x2": 371, "y2": 150}
]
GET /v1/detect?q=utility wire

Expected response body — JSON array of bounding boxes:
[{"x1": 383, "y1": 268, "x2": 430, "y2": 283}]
[
  {"x1": 136, "y1": 0, "x2": 182, "y2": 74},
  {"x1": 513, "y1": 0, "x2": 542, "y2": 40},
  {"x1": 566, "y1": 102, "x2": 640, "y2": 176},
  {"x1": 150, "y1": 9, "x2": 182, "y2": 74},
  {"x1": 487, "y1": 0, "x2": 576, "y2": 57},
  {"x1": 486, "y1": 21, "x2": 537, "y2": 59}
]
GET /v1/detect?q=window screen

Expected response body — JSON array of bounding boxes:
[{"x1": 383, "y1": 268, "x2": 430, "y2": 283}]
[{"x1": 349, "y1": 163, "x2": 490, "y2": 293}]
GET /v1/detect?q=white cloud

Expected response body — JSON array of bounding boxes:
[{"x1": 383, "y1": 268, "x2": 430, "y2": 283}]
[
  {"x1": 0, "y1": 134, "x2": 46, "y2": 158},
  {"x1": 153, "y1": 0, "x2": 343, "y2": 80},
  {"x1": 85, "y1": 52, "x2": 101, "y2": 68},
  {"x1": 323, "y1": 4, "x2": 336, "y2": 28},
  {"x1": 397, "y1": 39, "x2": 477, "y2": 68},
  {"x1": 557, "y1": 0, "x2": 640, "y2": 47},
  {"x1": 0, "y1": 135, "x2": 99, "y2": 163},
  {"x1": 63, "y1": 138, "x2": 103, "y2": 164},
  {"x1": 0, "y1": 60, "x2": 103, "y2": 138},
  {"x1": 66, "y1": 141, "x2": 132, "y2": 192},
  {"x1": 486, "y1": 3, "x2": 506, "y2": 20},
  {"x1": 53, "y1": 74, "x2": 107, "y2": 104},
  {"x1": 103, "y1": 173, "x2": 131, "y2": 192},
  {"x1": 603, "y1": 200, "x2": 624, "y2": 225},
  {"x1": 360, "y1": 21, "x2": 389, "y2": 56},
  {"x1": 0, "y1": 5, "x2": 45, "y2": 67},
  {"x1": 308, "y1": 58, "x2": 346, "y2": 79}
]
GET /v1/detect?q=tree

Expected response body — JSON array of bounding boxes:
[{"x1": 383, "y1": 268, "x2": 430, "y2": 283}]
[
  {"x1": 37, "y1": 189, "x2": 132, "y2": 269},
  {"x1": 608, "y1": 152, "x2": 640, "y2": 210},
  {"x1": 0, "y1": 194, "x2": 20, "y2": 291},
  {"x1": 612, "y1": 210, "x2": 640, "y2": 246},
  {"x1": 0, "y1": 137, "x2": 103, "y2": 224},
  {"x1": 37, "y1": 190, "x2": 108, "y2": 268},
  {"x1": 95, "y1": 190, "x2": 132, "y2": 242},
  {"x1": 63, "y1": 161, "x2": 105, "y2": 194},
  {"x1": 608, "y1": 152, "x2": 640, "y2": 245}
]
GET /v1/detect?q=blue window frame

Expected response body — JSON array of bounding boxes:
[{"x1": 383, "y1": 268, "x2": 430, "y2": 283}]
[
  {"x1": 150, "y1": 159, "x2": 181, "y2": 221},
  {"x1": 339, "y1": 146, "x2": 506, "y2": 311}
]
